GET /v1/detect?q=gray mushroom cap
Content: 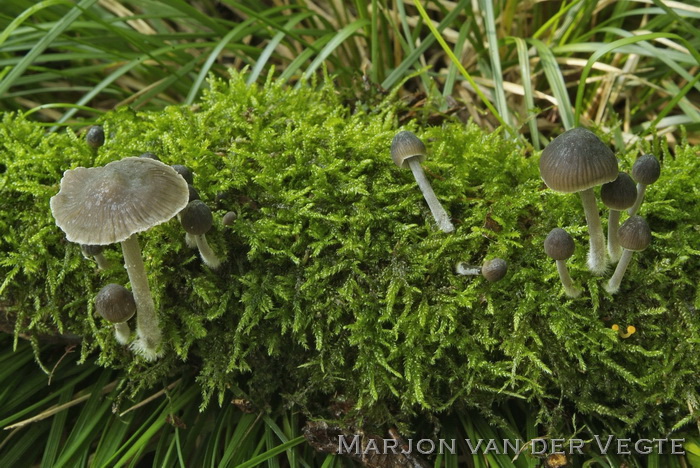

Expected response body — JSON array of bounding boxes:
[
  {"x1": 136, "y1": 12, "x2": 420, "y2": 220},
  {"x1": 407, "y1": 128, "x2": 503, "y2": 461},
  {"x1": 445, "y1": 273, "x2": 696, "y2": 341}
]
[
  {"x1": 180, "y1": 200, "x2": 213, "y2": 235},
  {"x1": 390, "y1": 130, "x2": 426, "y2": 169},
  {"x1": 544, "y1": 228, "x2": 575, "y2": 260},
  {"x1": 95, "y1": 283, "x2": 137, "y2": 324},
  {"x1": 481, "y1": 258, "x2": 508, "y2": 282},
  {"x1": 86, "y1": 126, "x2": 105, "y2": 149},
  {"x1": 618, "y1": 215, "x2": 651, "y2": 251},
  {"x1": 631, "y1": 154, "x2": 661, "y2": 185},
  {"x1": 50, "y1": 157, "x2": 189, "y2": 245},
  {"x1": 172, "y1": 164, "x2": 194, "y2": 184},
  {"x1": 601, "y1": 172, "x2": 637, "y2": 210},
  {"x1": 539, "y1": 127, "x2": 619, "y2": 193}
]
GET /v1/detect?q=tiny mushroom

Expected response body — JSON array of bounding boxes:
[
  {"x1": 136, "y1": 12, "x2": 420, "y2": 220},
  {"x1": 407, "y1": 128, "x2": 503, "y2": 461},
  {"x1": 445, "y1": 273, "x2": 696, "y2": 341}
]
[
  {"x1": 95, "y1": 283, "x2": 136, "y2": 344},
  {"x1": 391, "y1": 131, "x2": 455, "y2": 233},
  {"x1": 222, "y1": 211, "x2": 236, "y2": 226},
  {"x1": 628, "y1": 153, "x2": 661, "y2": 216},
  {"x1": 540, "y1": 127, "x2": 619, "y2": 275},
  {"x1": 50, "y1": 157, "x2": 189, "y2": 360},
  {"x1": 81, "y1": 244, "x2": 110, "y2": 270},
  {"x1": 139, "y1": 152, "x2": 160, "y2": 161},
  {"x1": 544, "y1": 228, "x2": 581, "y2": 298},
  {"x1": 456, "y1": 257, "x2": 508, "y2": 282},
  {"x1": 605, "y1": 215, "x2": 651, "y2": 294},
  {"x1": 172, "y1": 164, "x2": 194, "y2": 185},
  {"x1": 601, "y1": 172, "x2": 637, "y2": 263},
  {"x1": 86, "y1": 125, "x2": 105, "y2": 150},
  {"x1": 180, "y1": 200, "x2": 222, "y2": 269},
  {"x1": 611, "y1": 324, "x2": 636, "y2": 339}
]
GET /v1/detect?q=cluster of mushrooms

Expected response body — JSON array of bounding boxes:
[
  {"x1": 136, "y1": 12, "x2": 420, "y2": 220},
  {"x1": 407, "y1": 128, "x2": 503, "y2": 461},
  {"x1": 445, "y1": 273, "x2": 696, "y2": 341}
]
[
  {"x1": 50, "y1": 126, "x2": 225, "y2": 360},
  {"x1": 539, "y1": 128, "x2": 660, "y2": 297}
]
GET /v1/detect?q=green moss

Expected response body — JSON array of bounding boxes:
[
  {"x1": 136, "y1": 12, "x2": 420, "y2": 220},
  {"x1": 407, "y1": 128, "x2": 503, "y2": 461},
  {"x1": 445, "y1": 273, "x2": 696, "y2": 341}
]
[{"x1": 1, "y1": 72, "x2": 698, "y2": 435}]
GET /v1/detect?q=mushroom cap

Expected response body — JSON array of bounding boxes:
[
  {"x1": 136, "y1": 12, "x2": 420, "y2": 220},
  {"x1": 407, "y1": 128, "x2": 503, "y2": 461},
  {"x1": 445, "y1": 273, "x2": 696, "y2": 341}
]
[
  {"x1": 172, "y1": 164, "x2": 194, "y2": 184},
  {"x1": 95, "y1": 283, "x2": 136, "y2": 323},
  {"x1": 180, "y1": 200, "x2": 213, "y2": 235},
  {"x1": 222, "y1": 211, "x2": 236, "y2": 226},
  {"x1": 390, "y1": 130, "x2": 426, "y2": 169},
  {"x1": 539, "y1": 127, "x2": 619, "y2": 193},
  {"x1": 618, "y1": 215, "x2": 651, "y2": 251},
  {"x1": 81, "y1": 244, "x2": 104, "y2": 256},
  {"x1": 601, "y1": 172, "x2": 637, "y2": 211},
  {"x1": 139, "y1": 152, "x2": 160, "y2": 161},
  {"x1": 544, "y1": 228, "x2": 575, "y2": 260},
  {"x1": 481, "y1": 258, "x2": 508, "y2": 282},
  {"x1": 188, "y1": 184, "x2": 200, "y2": 202},
  {"x1": 631, "y1": 153, "x2": 660, "y2": 185},
  {"x1": 50, "y1": 157, "x2": 189, "y2": 245},
  {"x1": 86, "y1": 126, "x2": 105, "y2": 149}
]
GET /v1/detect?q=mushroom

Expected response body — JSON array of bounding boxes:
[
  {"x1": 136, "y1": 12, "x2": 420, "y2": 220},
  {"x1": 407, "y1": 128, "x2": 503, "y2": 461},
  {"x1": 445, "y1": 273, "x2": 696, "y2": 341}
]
[
  {"x1": 222, "y1": 211, "x2": 236, "y2": 227},
  {"x1": 628, "y1": 153, "x2": 661, "y2": 216},
  {"x1": 605, "y1": 215, "x2": 651, "y2": 294},
  {"x1": 139, "y1": 152, "x2": 160, "y2": 161},
  {"x1": 179, "y1": 200, "x2": 222, "y2": 269},
  {"x1": 50, "y1": 157, "x2": 189, "y2": 360},
  {"x1": 539, "y1": 127, "x2": 619, "y2": 275},
  {"x1": 86, "y1": 125, "x2": 105, "y2": 151},
  {"x1": 544, "y1": 228, "x2": 581, "y2": 298},
  {"x1": 171, "y1": 164, "x2": 194, "y2": 184},
  {"x1": 456, "y1": 257, "x2": 508, "y2": 282},
  {"x1": 611, "y1": 324, "x2": 636, "y2": 339},
  {"x1": 95, "y1": 283, "x2": 136, "y2": 344},
  {"x1": 80, "y1": 244, "x2": 110, "y2": 270},
  {"x1": 391, "y1": 131, "x2": 454, "y2": 233},
  {"x1": 600, "y1": 172, "x2": 637, "y2": 263}
]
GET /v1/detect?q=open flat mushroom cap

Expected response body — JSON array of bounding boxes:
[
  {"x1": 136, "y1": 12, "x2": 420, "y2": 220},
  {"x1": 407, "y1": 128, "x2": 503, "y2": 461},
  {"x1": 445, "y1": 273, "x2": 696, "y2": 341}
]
[
  {"x1": 391, "y1": 130, "x2": 426, "y2": 169},
  {"x1": 601, "y1": 172, "x2": 637, "y2": 210},
  {"x1": 618, "y1": 215, "x2": 651, "y2": 251},
  {"x1": 50, "y1": 157, "x2": 189, "y2": 245},
  {"x1": 539, "y1": 127, "x2": 619, "y2": 193}
]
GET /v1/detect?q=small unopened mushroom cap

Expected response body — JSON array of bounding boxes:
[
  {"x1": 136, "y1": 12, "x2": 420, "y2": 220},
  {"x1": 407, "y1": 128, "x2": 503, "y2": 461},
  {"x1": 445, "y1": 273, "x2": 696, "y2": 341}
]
[
  {"x1": 481, "y1": 258, "x2": 508, "y2": 282},
  {"x1": 544, "y1": 228, "x2": 575, "y2": 260},
  {"x1": 539, "y1": 127, "x2": 619, "y2": 193},
  {"x1": 601, "y1": 172, "x2": 637, "y2": 211},
  {"x1": 95, "y1": 283, "x2": 136, "y2": 323},
  {"x1": 50, "y1": 157, "x2": 189, "y2": 245},
  {"x1": 180, "y1": 200, "x2": 213, "y2": 235},
  {"x1": 631, "y1": 154, "x2": 660, "y2": 185},
  {"x1": 618, "y1": 215, "x2": 651, "y2": 251},
  {"x1": 172, "y1": 164, "x2": 193, "y2": 184},
  {"x1": 86, "y1": 126, "x2": 105, "y2": 149},
  {"x1": 391, "y1": 130, "x2": 426, "y2": 169}
]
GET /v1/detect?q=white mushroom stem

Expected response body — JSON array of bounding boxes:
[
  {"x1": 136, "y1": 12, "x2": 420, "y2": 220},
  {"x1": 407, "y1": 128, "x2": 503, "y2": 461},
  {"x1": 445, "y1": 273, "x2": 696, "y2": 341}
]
[
  {"x1": 195, "y1": 234, "x2": 222, "y2": 270},
  {"x1": 94, "y1": 253, "x2": 110, "y2": 270},
  {"x1": 121, "y1": 235, "x2": 162, "y2": 360},
  {"x1": 605, "y1": 249, "x2": 634, "y2": 294},
  {"x1": 607, "y1": 209, "x2": 623, "y2": 263},
  {"x1": 579, "y1": 187, "x2": 607, "y2": 275},
  {"x1": 555, "y1": 260, "x2": 581, "y2": 298},
  {"x1": 455, "y1": 263, "x2": 480, "y2": 276},
  {"x1": 114, "y1": 322, "x2": 131, "y2": 345},
  {"x1": 185, "y1": 232, "x2": 197, "y2": 248},
  {"x1": 628, "y1": 183, "x2": 647, "y2": 216},
  {"x1": 407, "y1": 158, "x2": 455, "y2": 233}
]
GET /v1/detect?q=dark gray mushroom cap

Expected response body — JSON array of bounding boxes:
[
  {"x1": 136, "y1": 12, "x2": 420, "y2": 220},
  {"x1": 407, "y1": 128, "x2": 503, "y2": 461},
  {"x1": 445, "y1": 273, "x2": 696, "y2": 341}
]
[
  {"x1": 180, "y1": 200, "x2": 213, "y2": 235},
  {"x1": 631, "y1": 154, "x2": 661, "y2": 185},
  {"x1": 139, "y1": 152, "x2": 160, "y2": 161},
  {"x1": 50, "y1": 157, "x2": 189, "y2": 245},
  {"x1": 539, "y1": 127, "x2": 619, "y2": 193},
  {"x1": 391, "y1": 130, "x2": 426, "y2": 169},
  {"x1": 86, "y1": 126, "x2": 105, "y2": 149},
  {"x1": 618, "y1": 215, "x2": 651, "y2": 251},
  {"x1": 95, "y1": 283, "x2": 136, "y2": 323},
  {"x1": 172, "y1": 165, "x2": 194, "y2": 184},
  {"x1": 544, "y1": 228, "x2": 575, "y2": 260},
  {"x1": 481, "y1": 258, "x2": 508, "y2": 282},
  {"x1": 188, "y1": 184, "x2": 200, "y2": 202},
  {"x1": 601, "y1": 172, "x2": 637, "y2": 211}
]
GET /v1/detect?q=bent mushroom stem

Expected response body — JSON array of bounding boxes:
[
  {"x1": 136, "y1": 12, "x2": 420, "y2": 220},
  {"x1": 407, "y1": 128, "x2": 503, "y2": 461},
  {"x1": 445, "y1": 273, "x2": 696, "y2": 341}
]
[
  {"x1": 628, "y1": 183, "x2": 647, "y2": 217},
  {"x1": 121, "y1": 235, "x2": 162, "y2": 360},
  {"x1": 607, "y1": 209, "x2": 622, "y2": 263},
  {"x1": 195, "y1": 234, "x2": 221, "y2": 270},
  {"x1": 579, "y1": 187, "x2": 607, "y2": 275},
  {"x1": 185, "y1": 232, "x2": 197, "y2": 248},
  {"x1": 94, "y1": 252, "x2": 110, "y2": 270},
  {"x1": 114, "y1": 322, "x2": 131, "y2": 345},
  {"x1": 407, "y1": 158, "x2": 454, "y2": 233},
  {"x1": 455, "y1": 263, "x2": 480, "y2": 275},
  {"x1": 606, "y1": 249, "x2": 634, "y2": 294},
  {"x1": 555, "y1": 260, "x2": 581, "y2": 298}
]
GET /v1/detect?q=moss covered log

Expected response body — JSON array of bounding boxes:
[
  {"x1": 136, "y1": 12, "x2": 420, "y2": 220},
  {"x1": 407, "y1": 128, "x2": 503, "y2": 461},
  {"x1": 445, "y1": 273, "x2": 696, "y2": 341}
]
[{"x1": 0, "y1": 73, "x2": 698, "y2": 436}]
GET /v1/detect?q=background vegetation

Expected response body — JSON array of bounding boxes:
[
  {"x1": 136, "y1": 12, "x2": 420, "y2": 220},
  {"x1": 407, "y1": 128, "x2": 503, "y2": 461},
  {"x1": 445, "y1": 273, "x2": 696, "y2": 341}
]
[{"x1": 0, "y1": 0, "x2": 699, "y2": 466}]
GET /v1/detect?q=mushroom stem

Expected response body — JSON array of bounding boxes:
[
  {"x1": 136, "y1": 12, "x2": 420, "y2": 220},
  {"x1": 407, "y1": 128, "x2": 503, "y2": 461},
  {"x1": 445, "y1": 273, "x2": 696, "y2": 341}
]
[
  {"x1": 455, "y1": 263, "x2": 480, "y2": 276},
  {"x1": 94, "y1": 252, "x2": 110, "y2": 270},
  {"x1": 628, "y1": 183, "x2": 647, "y2": 216},
  {"x1": 605, "y1": 249, "x2": 634, "y2": 294},
  {"x1": 555, "y1": 260, "x2": 581, "y2": 298},
  {"x1": 579, "y1": 187, "x2": 607, "y2": 275},
  {"x1": 407, "y1": 158, "x2": 454, "y2": 233},
  {"x1": 120, "y1": 235, "x2": 162, "y2": 360},
  {"x1": 114, "y1": 322, "x2": 131, "y2": 345},
  {"x1": 195, "y1": 234, "x2": 222, "y2": 270},
  {"x1": 607, "y1": 209, "x2": 622, "y2": 263},
  {"x1": 185, "y1": 232, "x2": 197, "y2": 248}
]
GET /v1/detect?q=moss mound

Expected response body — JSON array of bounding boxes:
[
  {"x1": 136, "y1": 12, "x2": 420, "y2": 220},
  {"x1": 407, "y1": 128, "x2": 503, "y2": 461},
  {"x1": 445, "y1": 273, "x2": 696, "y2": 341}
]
[{"x1": 1, "y1": 73, "x2": 698, "y2": 435}]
